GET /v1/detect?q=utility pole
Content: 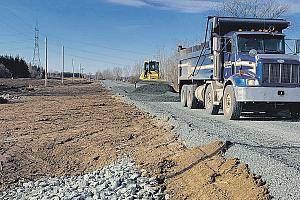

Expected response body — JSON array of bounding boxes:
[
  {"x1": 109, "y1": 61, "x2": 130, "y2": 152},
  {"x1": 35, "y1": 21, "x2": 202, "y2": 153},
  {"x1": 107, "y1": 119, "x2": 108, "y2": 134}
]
[
  {"x1": 81, "y1": 66, "x2": 84, "y2": 79},
  {"x1": 72, "y1": 59, "x2": 75, "y2": 82},
  {"x1": 62, "y1": 46, "x2": 64, "y2": 84},
  {"x1": 79, "y1": 63, "x2": 82, "y2": 79},
  {"x1": 44, "y1": 37, "x2": 48, "y2": 86}
]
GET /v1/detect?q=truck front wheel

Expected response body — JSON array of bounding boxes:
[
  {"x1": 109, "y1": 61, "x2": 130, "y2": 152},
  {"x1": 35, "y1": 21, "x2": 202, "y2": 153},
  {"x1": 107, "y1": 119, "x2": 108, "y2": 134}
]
[
  {"x1": 205, "y1": 85, "x2": 219, "y2": 115},
  {"x1": 181, "y1": 85, "x2": 188, "y2": 107},
  {"x1": 223, "y1": 85, "x2": 242, "y2": 120}
]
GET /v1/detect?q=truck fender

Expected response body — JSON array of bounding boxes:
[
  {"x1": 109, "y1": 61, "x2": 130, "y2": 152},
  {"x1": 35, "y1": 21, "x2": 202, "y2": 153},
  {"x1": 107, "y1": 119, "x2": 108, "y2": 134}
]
[
  {"x1": 197, "y1": 81, "x2": 223, "y2": 106},
  {"x1": 225, "y1": 78, "x2": 236, "y2": 87}
]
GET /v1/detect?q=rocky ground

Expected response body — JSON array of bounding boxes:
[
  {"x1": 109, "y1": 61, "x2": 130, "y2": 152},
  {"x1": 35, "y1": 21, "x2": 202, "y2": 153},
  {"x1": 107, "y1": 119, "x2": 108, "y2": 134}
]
[{"x1": 0, "y1": 79, "x2": 270, "y2": 199}]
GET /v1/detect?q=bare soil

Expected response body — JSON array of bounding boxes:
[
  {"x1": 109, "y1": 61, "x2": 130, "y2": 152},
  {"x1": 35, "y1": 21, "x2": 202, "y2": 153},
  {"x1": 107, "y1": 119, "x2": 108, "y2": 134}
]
[{"x1": 0, "y1": 79, "x2": 270, "y2": 199}]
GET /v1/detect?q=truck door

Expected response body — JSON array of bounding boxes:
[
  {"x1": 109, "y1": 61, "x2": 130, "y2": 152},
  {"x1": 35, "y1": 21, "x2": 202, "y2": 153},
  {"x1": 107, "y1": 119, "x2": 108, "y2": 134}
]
[{"x1": 224, "y1": 39, "x2": 235, "y2": 79}]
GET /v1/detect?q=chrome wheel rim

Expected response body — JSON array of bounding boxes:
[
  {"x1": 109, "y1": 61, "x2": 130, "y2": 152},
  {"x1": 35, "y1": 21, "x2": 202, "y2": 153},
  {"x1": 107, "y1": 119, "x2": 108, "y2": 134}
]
[
  {"x1": 206, "y1": 92, "x2": 212, "y2": 108},
  {"x1": 225, "y1": 93, "x2": 231, "y2": 112}
]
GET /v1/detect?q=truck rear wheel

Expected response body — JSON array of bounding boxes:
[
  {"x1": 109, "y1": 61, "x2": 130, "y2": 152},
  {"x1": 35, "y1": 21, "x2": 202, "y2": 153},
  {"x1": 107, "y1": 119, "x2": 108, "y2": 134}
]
[
  {"x1": 181, "y1": 85, "x2": 188, "y2": 107},
  {"x1": 205, "y1": 85, "x2": 219, "y2": 115},
  {"x1": 187, "y1": 85, "x2": 203, "y2": 109},
  {"x1": 223, "y1": 85, "x2": 242, "y2": 120}
]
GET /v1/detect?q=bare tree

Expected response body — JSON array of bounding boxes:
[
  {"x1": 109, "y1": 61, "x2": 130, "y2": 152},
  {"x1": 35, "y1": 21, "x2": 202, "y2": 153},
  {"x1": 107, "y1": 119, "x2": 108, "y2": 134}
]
[
  {"x1": 156, "y1": 47, "x2": 180, "y2": 90},
  {"x1": 102, "y1": 69, "x2": 113, "y2": 80},
  {"x1": 112, "y1": 67, "x2": 123, "y2": 81},
  {"x1": 132, "y1": 61, "x2": 143, "y2": 78},
  {"x1": 218, "y1": 0, "x2": 289, "y2": 18},
  {"x1": 156, "y1": 47, "x2": 167, "y2": 80},
  {"x1": 95, "y1": 70, "x2": 104, "y2": 80},
  {"x1": 123, "y1": 61, "x2": 142, "y2": 83},
  {"x1": 122, "y1": 65, "x2": 132, "y2": 78}
]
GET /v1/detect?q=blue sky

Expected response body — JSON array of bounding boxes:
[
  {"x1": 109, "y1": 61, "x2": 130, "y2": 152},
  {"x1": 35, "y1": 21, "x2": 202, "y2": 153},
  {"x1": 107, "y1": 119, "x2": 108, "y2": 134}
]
[{"x1": 0, "y1": 0, "x2": 300, "y2": 73}]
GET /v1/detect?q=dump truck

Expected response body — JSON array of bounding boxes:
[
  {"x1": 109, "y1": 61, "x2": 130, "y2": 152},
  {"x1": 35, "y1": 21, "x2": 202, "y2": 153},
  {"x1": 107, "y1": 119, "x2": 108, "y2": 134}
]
[
  {"x1": 178, "y1": 16, "x2": 300, "y2": 119},
  {"x1": 140, "y1": 60, "x2": 160, "y2": 81}
]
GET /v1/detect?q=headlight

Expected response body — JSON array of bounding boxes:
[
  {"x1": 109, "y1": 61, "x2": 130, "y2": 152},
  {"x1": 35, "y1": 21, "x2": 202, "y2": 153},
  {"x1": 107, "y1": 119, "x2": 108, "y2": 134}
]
[{"x1": 247, "y1": 79, "x2": 259, "y2": 86}]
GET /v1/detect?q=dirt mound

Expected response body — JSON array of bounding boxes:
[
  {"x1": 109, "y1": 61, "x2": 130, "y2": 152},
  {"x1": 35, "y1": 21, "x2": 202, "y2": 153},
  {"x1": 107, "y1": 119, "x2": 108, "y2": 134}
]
[
  {"x1": 133, "y1": 83, "x2": 176, "y2": 94},
  {"x1": 154, "y1": 141, "x2": 271, "y2": 200}
]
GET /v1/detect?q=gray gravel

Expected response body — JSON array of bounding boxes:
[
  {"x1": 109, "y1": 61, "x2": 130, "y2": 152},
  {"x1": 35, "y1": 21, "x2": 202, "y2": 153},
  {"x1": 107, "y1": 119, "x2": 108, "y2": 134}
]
[
  {"x1": 0, "y1": 157, "x2": 167, "y2": 200},
  {"x1": 103, "y1": 80, "x2": 300, "y2": 200}
]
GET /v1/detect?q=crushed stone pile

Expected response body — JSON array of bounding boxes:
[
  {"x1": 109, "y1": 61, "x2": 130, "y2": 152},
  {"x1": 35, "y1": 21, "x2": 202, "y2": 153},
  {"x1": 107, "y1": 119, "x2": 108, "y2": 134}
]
[
  {"x1": 132, "y1": 83, "x2": 175, "y2": 95},
  {"x1": 0, "y1": 157, "x2": 167, "y2": 200}
]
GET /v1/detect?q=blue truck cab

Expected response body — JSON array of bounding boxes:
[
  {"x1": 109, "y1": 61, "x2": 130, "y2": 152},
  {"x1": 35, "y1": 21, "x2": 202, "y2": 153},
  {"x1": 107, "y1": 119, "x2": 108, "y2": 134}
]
[{"x1": 178, "y1": 16, "x2": 300, "y2": 119}]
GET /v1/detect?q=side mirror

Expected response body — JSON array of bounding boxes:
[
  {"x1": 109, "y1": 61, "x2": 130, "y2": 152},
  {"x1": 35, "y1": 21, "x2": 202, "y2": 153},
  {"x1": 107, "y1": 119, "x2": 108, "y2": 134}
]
[{"x1": 296, "y1": 40, "x2": 300, "y2": 54}]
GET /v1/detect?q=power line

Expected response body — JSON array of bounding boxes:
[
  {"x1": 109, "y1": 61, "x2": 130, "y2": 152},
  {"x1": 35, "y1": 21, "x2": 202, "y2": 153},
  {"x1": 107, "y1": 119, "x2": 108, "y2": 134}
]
[
  {"x1": 0, "y1": 17, "x2": 32, "y2": 37},
  {"x1": 0, "y1": 32, "x2": 32, "y2": 37},
  {"x1": 71, "y1": 40, "x2": 150, "y2": 56},
  {"x1": 65, "y1": 46, "x2": 138, "y2": 62},
  {"x1": 40, "y1": 32, "x2": 150, "y2": 56},
  {"x1": 0, "y1": 5, "x2": 150, "y2": 57},
  {"x1": 0, "y1": 47, "x2": 32, "y2": 52},
  {"x1": 0, "y1": 40, "x2": 32, "y2": 45},
  {"x1": 65, "y1": 53, "x2": 127, "y2": 66},
  {"x1": 0, "y1": 8, "x2": 146, "y2": 71}
]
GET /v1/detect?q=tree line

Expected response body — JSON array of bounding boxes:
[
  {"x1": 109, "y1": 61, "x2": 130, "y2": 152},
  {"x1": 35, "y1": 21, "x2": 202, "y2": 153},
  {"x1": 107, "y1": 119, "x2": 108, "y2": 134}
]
[
  {"x1": 0, "y1": 55, "x2": 45, "y2": 79},
  {"x1": 0, "y1": 56, "x2": 30, "y2": 78}
]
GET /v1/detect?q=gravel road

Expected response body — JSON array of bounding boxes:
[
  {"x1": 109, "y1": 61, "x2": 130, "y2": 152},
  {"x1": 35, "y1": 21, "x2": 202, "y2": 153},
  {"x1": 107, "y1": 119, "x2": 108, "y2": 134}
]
[{"x1": 103, "y1": 80, "x2": 300, "y2": 200}]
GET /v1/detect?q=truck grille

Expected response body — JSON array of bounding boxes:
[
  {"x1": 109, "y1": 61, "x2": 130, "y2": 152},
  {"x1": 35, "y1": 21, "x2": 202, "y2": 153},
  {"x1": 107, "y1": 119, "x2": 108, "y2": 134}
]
[{"x1": 262, "y1": 63, "x2": 300, "y2": 84}]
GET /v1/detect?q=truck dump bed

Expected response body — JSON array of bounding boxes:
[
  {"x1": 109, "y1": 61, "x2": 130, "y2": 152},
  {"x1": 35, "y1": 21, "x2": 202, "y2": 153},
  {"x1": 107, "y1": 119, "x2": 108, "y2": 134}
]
[{"x1": 178, "y1": 42, "x2": 213, "y2": 81}]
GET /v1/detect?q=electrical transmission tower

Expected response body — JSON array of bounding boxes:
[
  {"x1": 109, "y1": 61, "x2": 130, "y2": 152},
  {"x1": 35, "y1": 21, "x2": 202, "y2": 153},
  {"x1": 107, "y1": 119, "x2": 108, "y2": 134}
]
[{"x1": 32, "y1": 24, "x2": 41, "y2": 67}]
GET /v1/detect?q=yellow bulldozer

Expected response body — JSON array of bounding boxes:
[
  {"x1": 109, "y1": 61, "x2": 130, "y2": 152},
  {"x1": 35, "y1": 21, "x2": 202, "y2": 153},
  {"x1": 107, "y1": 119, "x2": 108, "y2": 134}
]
[{"x1": 139, "y1": 60, "x2": 160, "y2": 81}]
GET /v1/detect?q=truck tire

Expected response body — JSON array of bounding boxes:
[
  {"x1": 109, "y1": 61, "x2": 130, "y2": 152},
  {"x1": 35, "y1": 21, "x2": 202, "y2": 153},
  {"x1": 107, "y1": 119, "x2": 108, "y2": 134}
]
[
  {"x1": 205, "y1": 85, "x2": 219, "y2": 115},
  {"x1": 223, "y1": 85, "x2": 242, "y2": 120},
  {"x1": 289, "y1": 103, "x2": 300, "y2": 119},
  {"x1": 181, "y1": 85, "x2": 188, "y2": 107},
  {"x1": 187, "y1": 85, "x2": 203, "y2": 109}
]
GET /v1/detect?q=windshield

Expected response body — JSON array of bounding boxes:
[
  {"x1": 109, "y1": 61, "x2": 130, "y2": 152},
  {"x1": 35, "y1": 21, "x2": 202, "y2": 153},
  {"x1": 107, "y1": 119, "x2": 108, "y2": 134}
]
[
  {"x1": 238, "y1": 35, "x2": 285, "y2": 54},
  {"x1": 149, "y1": 62, "x2": 159, "y2": 71}
]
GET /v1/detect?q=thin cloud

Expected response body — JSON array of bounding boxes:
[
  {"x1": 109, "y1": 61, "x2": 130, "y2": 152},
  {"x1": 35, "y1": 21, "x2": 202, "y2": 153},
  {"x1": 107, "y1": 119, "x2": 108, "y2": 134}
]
[
  {"x1": 105, "y1": 0, "x2": 300, "y2": 14},
  {"x1": 148, "y1": 0, "x2": 222, "y2": 13},
  {"x1": 105, "y1": 0, "x2": 221, "y2": 13},
  {"x1": 118, "y1": 24, "x2": 152, "y2": 31},
  {"x1": 105, "y1": 0, "x2": 149, "y2": 7}
]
